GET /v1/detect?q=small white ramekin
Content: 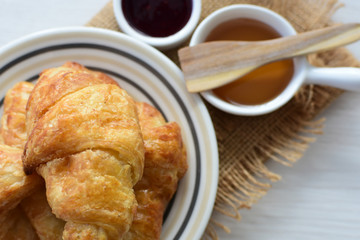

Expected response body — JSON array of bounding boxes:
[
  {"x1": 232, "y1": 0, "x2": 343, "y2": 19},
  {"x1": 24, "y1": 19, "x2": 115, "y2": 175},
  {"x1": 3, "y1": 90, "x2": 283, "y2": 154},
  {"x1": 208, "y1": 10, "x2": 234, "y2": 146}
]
[
  {"x1": 190, "y1": 4, "x2": 360, "y2": 116},
  {"x1": 113, "y1": 0, "x2": 201, "y2": 50}
]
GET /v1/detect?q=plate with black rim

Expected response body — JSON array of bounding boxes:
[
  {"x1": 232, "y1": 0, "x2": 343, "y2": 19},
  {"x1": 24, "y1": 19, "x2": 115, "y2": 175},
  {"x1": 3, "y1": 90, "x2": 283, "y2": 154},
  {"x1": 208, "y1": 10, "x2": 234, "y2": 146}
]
[{"x1": 0, "y1": 27, "x2": 218, "y2": 240}]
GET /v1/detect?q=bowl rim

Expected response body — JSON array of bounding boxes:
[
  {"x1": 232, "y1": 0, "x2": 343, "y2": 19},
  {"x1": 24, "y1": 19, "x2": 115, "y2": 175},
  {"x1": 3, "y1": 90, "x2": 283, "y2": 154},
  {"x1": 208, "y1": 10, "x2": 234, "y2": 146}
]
[{"x1": 113, "y1": 0, "x2": 202, "y2": 50}]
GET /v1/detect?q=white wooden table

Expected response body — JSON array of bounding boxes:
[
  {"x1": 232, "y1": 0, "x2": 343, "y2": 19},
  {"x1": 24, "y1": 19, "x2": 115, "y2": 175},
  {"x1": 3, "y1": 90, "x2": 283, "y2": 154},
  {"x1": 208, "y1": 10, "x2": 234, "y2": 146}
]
[{"x1": 0, "y1": 1, "x2": 359, "y2": 239}]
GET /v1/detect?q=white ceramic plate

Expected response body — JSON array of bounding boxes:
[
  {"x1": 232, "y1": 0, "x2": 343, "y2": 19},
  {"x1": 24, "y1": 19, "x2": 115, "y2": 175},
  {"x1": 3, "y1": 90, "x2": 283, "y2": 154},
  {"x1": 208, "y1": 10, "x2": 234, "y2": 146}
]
[{"x1": 0, "y1": 27, "x2": 218, "y2": 240}]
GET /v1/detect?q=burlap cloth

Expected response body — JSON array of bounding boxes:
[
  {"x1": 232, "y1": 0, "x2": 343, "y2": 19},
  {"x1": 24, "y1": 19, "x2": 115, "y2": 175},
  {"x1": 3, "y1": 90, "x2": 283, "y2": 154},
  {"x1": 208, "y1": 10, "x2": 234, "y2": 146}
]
[{"x1": 87, "y1": 0, "x2": 360, "y2": 239}]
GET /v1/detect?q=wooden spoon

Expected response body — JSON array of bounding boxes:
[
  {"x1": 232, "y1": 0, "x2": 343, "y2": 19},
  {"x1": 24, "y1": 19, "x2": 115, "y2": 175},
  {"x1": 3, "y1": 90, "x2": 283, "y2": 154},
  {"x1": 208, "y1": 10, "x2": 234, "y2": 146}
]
[{"x1": 178, "y1": 23, "x2": 360, "y2": 93}]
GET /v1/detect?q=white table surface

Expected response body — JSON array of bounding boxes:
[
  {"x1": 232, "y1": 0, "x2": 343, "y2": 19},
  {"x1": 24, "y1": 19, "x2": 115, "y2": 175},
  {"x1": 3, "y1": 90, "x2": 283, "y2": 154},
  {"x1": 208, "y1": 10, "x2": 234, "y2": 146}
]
[{"x1": 0, "y1": 1, "x2": 359, "y2": 240}]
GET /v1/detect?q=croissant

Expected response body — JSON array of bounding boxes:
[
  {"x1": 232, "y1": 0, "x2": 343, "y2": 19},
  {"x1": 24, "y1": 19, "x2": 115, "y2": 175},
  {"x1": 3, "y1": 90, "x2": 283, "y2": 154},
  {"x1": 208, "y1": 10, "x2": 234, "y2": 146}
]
[
  {"x1": 0, "y1": 143, "x2": 41, "y2": 218},
  {"x1": 0, "y1": 82, "x2": 38, "y2": 239},
  {"x1": 123, "y1": 102, "x2": 188, "y2": 240},
  {"x1": 21, "y1": 188, "x2": 65, "y2": 240},
  {"x1": 0, "y1": 143, "x2": 42, "y2": 240},
  {"x1": 22, "y1": 62, "x2": 145, "y2": 239},
  {"x1": 24, "y1": 61, "x2": 118, "y2": 138},
  {"x1": 0, "y1": 81, "x2": 33, "y2": 148},
  {"x1": 0, "y1": 81, "x2": 64, "y2": 240}
]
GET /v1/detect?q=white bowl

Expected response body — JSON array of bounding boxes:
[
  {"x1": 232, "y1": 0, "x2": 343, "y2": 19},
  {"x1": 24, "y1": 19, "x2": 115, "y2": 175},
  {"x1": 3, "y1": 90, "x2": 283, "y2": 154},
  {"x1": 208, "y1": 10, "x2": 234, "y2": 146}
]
[
  {"x1": 190, "y1": 5, "x2": 360, "y2": 116},
  {"x1": 0, "y1": 26, "x2": 218, "y2": 240},
  {"x1": 190, "y1": 4, "x2": 300, "y2": 116},
  {"x1": 113, "y1": 0, "x2": 201, "y2": 50}
]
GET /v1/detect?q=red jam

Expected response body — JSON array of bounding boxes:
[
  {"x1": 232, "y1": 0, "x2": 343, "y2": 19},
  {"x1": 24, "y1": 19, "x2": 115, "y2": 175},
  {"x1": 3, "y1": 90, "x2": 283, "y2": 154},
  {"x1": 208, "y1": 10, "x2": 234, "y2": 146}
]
[{"x1": 122, "y1": 0, "x2": 192, "y2": 37}]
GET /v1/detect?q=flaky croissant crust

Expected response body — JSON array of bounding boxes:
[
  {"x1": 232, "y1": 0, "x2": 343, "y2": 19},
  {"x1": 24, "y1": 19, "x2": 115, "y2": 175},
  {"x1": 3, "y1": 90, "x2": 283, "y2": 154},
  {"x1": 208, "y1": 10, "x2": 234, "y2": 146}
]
[
  {"x1": 25, "y1": 62, "x2": 118, "y2": 137},
  {"x1": 0, "y1": 144, "x2": 41, "y2": 216},
  {"x1": 23, "y1": 84, "x2": 144, "y2": 184},
  {"x1": 22, "y1": 62, "x2": 145, "y2": 239},
  {"x1": 123, "y1": 102, "x2": 188, "y2": 240},
  {"x1": 0, "y1": 82, "x2": 34, "y2": 148}
]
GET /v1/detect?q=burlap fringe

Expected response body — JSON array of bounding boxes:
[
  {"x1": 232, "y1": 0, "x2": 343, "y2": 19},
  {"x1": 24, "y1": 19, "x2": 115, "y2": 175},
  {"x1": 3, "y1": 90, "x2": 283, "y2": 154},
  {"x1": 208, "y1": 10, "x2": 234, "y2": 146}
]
[{"x1": 202, "y1": 113, "x2": 324, "y2": 239}]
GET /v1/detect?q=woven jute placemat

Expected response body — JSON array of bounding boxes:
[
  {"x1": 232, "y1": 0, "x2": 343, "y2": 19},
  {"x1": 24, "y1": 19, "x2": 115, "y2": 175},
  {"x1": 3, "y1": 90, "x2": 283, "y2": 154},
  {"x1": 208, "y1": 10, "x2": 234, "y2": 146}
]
[{"x1": 87, "y1": 0, "x2": 360, "y2": 239}]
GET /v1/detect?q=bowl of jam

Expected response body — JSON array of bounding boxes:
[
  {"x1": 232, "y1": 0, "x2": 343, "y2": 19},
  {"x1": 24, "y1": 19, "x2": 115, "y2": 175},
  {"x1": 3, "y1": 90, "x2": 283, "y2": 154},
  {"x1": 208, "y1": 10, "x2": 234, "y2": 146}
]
[{"x1": 114, "y1": 0, "x2": 201, "y2": 50}]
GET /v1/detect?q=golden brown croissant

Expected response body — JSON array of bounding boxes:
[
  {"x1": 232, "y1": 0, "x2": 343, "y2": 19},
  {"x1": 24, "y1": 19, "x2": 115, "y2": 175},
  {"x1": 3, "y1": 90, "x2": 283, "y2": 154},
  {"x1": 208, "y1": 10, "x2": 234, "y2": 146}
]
[
  {"x1": 23, "y1": 62, "x2": 145, "y2": 239},
  {"x1": 0, "y1": 82, "x2": 40, "y2": 239},
  {"x1": 0, "y1": 81, "x2": 34, "y2": 148},
  {"x1": 0, "y1": 81, "x2": 64, "y2": 240},
  {"x1": 0, "y1": 144, "x2": 41, "y2": 218},
  {"x1": 21, "y1": 188, "x2": 65, "y2": 240},
  {"x1": 25, "y1": 61, "x2": 119, "y2": 138},
  {"x1": 123, "y1": 102, "x2": 188, "y2": 240}
]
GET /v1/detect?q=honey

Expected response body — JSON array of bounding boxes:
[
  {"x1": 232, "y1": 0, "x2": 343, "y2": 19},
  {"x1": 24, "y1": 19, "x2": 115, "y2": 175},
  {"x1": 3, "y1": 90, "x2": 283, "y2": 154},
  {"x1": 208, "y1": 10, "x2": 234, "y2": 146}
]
[{"x1": 205, "y1": 18, "x2": 294, "y2": 105}]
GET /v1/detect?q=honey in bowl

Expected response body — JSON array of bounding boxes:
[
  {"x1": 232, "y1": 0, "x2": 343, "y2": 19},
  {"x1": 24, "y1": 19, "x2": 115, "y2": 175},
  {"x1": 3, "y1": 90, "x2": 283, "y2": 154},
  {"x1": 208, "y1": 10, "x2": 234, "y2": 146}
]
[{"x1": 205, "y1": 18, "x2": 294, "y2": 105}]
